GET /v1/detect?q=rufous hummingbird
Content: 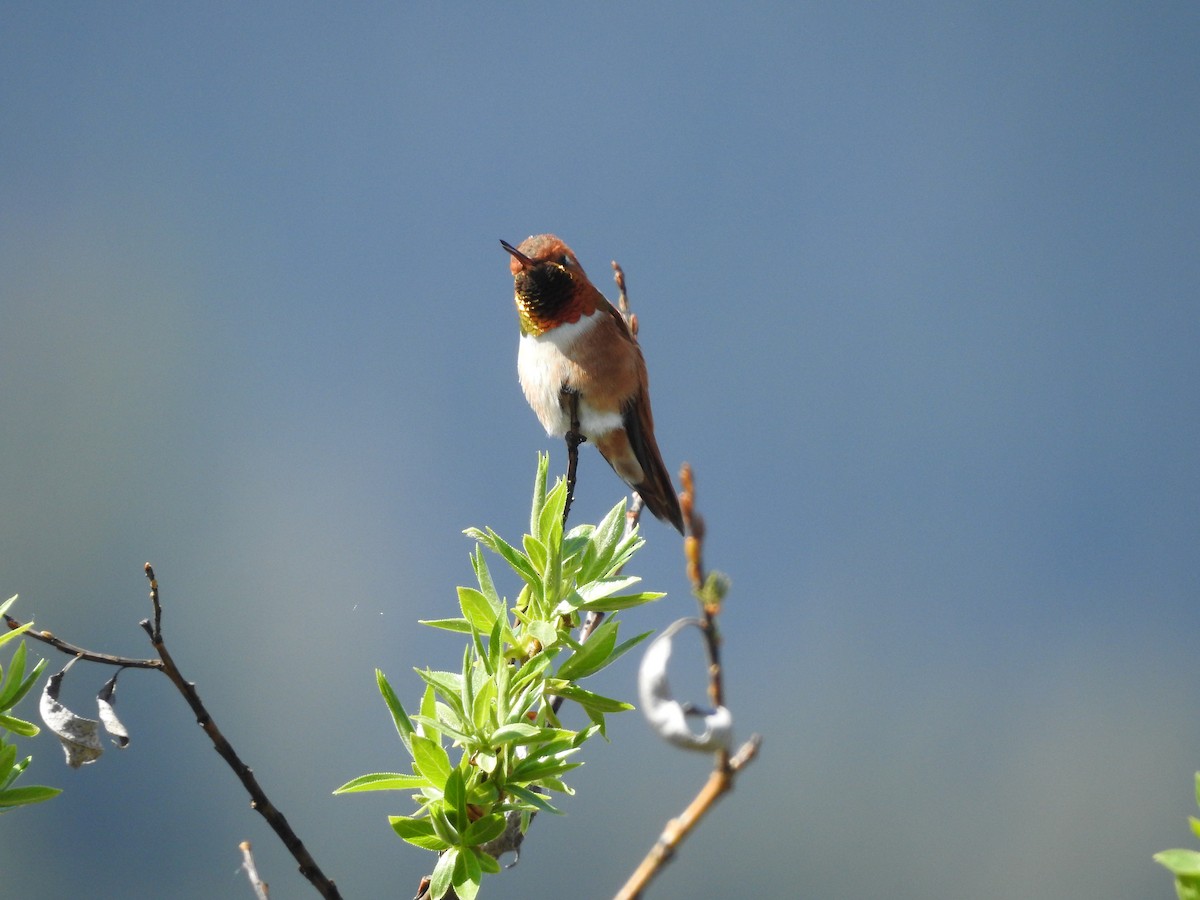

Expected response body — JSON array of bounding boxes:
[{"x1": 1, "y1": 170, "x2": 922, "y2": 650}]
[{"x1": 502, "y1": 234, "x2": 684, "y2": 533}]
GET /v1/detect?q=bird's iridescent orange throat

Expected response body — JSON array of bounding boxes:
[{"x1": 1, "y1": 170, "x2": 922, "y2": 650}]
[{"x1": 513, "y1": 264, "x2": 599, "y2": 336}]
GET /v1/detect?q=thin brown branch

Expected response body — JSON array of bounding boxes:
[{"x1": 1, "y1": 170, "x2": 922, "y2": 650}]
[
  {"x1": 612, "y1": 260, "x2": 639, "y2": 341},
  {"x1": 614, "y1": 465, "x2": 760, "y2": 898},
  {"x1": 146, "y1": 560, "x2": 163, "y2": 642},
  {"x1": 614, "y1": 734, "x2": 762, "y2": 900},
  {"x1": 136, "y1": 565, "x2": 343, "y2": 899},
  {"x1": 4, "y1": 615, "x2": 162, "y2": 669},
  {"x1": 14, "y1": 564, "x2": 343, "y2": 899},
  {"x1": 564, "y1": 391, "x2": 584, "y2": 530},
  {"x1": 679, "y1": 464, "x2": 725, "y2": 711}
]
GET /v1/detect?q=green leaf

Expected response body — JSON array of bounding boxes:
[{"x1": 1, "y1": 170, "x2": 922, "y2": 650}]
[
  {"x1": 490, "y1": 722, "x2": 546, "y2": 746},
  {"x1": 438, "y1": 701, "x2": 471, "y2": 742},
  {"x1": 444, "y1": 768, "x2": 467, "y2": 831},
  {"x1": 524, "y1": 619, "x2": 560, "y2": 652},
  {"x1": 571, "y1": 723, "x2": 601, "y2": 747},
  {"x1": 561, "y1": 530, "x2": 591, "y2": 566},
  {"x1": 430, "y1": 847, "x2": 458, "y2": 899},
  {"x1": 606, "y1": 531, "x2": 646, "y2": 576},
  {"x1": 514, "y1": 583, "x2": 532, "y2": 612},
  {"x1": 579, "y1": 499, "x2": 627, "y2": 581},
  {"x1": 550, "y1": 683, "x2": 635, "y2": 714},
  {"x1": 577, "y1": 591, "x2": 665, "y2": 612},
  {"x1": 584, "y1": 705, "x2": 610, "y2": 737},
  {"x1": 430, "y1": 807, "x2": 462, "y2": 847},
  {"x1": 455, "y1": 843, "x2": 482, "y2": 900},
  {"x1": 538, "y1": 776, "x2": 576, "y2": 796},
  {"x1": 502, "y1": 684, "x2": 541, "y2": 730},
  {"x1": 473, "y1": 528, "x2": 541, "y2": 590},
  {"x1": 530, "y1": 452, "x2": 549, "y2": 536},
  {"x1": 0, "y1": 747, "x2": 21, "y2": 792},
  {"x1": 472, "y1": 678, "x2": 497, "y2": 732},
  {"x1": 419, "y1": 683, "x2": 440, "y2": 745},
  {"x1": 411, "y1": 713, "x2": 471, "y2": 746},
  {"x1": 494, "y1": 661, "x2": 511, "y2": 727},
  {"x1": 334, "y1": 772, "x2": 428, "y2": 794},
  {"x1": 511, "y1": 651, "x2": 553, "y2": 690},
  {"x1": 376, "y1": 670, "x2": 415, "y2": 756},
  {"x1": 510, "y1": 755, "x2": 583, "y2": 784},
  {"x1": 537, "y1": 478, "x2": 567, "y2": 547},
  {"x1": 523, "y1": 534, "x2": 547, "y2": 574},
  {"x1": 459, "y1": 647, "x2": 477, "y2": 735},
  {"x1": 467, "y1": 779, "x2": 500, "y2": 807},
  {"x1": 411, "y1": 735, "x2": 452, "y2": 787},
  {"x1": 458, "y1": 587, "x2": 498, "y2": 632},
  {"x1": 475, "y1": 750, "x2": 497, "y2": 774},
  {"x1": 486, "y1": 615, "x2": 504, "y2": 676},
  {"x1": 477, "y1": 849, "x2": 502, "y2": 874},
  {"x1": 555, "y1": 618, "x2": 619, "y2": 680},
  {"x1": 1155, "y1": 848, "x2": 1200, "y2": 876},
  {"x1": 505, "y1": 783, "x2": 562, "y2": 814},
  {"x1": 416, "y1": 670, "x2": 465, "y2": 720},
  {"x1": 462, "y1": 813, "x2": 507, "y2": 847},
  {"x1": 0, "y1": 714, "x2": 38, "y2": 738},
  {"x1": 0, "y1": 655, "x2": 45, "y2": 714},
  {"x1": 576, "y1": 575, "x2": 641, "y2": 604},
  {"x1": 697, "y1": 570, "x2": 732, "y2": 606},
  {"x1": 471, "y1": 546, "x2": 502, "y2": 609},
  {"x1": 390, "y1": 815, "x2": 450, "y2": 851},
  {"x1": 0, "y1": 784, "x2": 62, "y2": 809},
  {"x1": 0, "y1": 640, "x2": 28, "y2": 709},
  {"x1": 419, "y1": 617, "x2": 474, "y2": 634},
  {"x1": 607, "y1": 630, "x2": 653, "y2": 666},
  {"x1": 0, "y1": 598, "x2": 30, "y2": 650}
]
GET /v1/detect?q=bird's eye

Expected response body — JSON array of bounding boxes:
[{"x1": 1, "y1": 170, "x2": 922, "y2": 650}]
[{"x1": 560, "y1": 254, "x2": 575, "y2": 267}]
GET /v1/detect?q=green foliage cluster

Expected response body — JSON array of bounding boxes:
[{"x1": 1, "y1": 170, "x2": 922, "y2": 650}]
[
  {"x1": 1156, "y1": 773, "x2": 1200, "y2": 900},
  {"x1": 0, "y1": 596, "x2": 60, "y2": 811},
  {"x1": 336, "y1": 455, "x2": 664, "y2": 899}
]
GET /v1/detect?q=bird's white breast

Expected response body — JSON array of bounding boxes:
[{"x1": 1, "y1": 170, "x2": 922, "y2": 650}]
[{"x1": 518, "y1": 312, "x2": 625, "y2": 439}]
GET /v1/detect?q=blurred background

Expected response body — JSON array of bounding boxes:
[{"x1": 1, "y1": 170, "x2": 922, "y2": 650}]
[{"x1": 2, "y1": 3, "x2": 1198, "y2": 898}]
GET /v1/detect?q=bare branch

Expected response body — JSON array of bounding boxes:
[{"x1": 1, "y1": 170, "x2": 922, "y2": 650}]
[
  {"x1": 137, "y1": 566, "x2": 343, "y2": 898},
  {"x1": 614, "y1": 465, "x2": 761, "y2": 899},
  {"x1": 564, "y1": 391, "x2": 584, "y2": 529},
  {"x1": 13, "y1": 565, "x2": 343, "y2": 899},
  {"x1": 4, "y1": 615, "x2": 161, "y2": 669},
  {"x1": 239, "y1": 841, "x2": 270, "y2": 899}
]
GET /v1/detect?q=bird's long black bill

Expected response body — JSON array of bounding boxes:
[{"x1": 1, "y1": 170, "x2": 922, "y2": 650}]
[{"x1": 500, "y1": 239, "x2": 533, "y2": 267}]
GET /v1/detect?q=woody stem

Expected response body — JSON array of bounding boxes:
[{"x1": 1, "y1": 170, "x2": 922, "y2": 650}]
[{"x1": 563, "y1": 391, "x2": 584, "y2": 530}]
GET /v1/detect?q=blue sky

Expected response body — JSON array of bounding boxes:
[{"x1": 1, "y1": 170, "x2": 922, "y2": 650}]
[{"x1": 2, "y1": 4, "x2": 1199, "y2": 898}]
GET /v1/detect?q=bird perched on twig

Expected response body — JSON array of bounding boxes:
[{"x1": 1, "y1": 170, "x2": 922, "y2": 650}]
[{"x1": 502, "y1": 234, "x2": 683, "y2": 533}]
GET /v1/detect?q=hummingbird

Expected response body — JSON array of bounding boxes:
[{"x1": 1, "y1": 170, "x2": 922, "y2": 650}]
[{"x1": 502, "y1": 234, "x2": 684, "y2": 533}]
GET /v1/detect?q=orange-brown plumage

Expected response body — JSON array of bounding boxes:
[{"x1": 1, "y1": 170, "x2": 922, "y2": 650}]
[{"x1": 503, "y1": 234, "x2": 683, "y2": 533}]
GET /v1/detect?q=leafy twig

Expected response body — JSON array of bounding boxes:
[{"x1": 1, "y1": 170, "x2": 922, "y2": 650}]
[{"x1": 346, "y1": 456, "x2": 663, "y2": 900}]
